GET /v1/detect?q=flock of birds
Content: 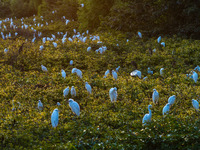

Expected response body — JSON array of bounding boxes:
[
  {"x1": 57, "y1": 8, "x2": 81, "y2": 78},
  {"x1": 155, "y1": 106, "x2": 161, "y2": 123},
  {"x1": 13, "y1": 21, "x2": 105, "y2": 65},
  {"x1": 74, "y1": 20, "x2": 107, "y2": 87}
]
[{"x1": 1, "y1": 14, "x2": 199, "y2": 128}]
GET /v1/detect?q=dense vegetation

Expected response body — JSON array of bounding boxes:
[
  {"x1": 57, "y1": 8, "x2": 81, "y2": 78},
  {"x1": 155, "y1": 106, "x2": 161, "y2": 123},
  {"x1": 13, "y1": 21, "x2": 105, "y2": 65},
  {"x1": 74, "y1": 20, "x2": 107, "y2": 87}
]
[
  {"x1": 0, "y1": 0, "x2": 200, "y2": 38},
  {"x1": 0, "y1": 13, "x2": 200, "y2": 149}
]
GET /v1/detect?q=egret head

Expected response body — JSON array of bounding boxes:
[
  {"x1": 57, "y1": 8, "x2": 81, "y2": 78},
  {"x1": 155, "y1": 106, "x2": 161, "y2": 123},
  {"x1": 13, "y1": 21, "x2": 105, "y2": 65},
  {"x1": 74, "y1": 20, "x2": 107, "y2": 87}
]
[
  {"x1": 38, "y1": 100, "x2": 41, "y2": 102},
  {"x1": 114, "y1": 87, "x2": 117, "y2": 91},
  {"x1": 54, "y1": 108, "x2": 59, "y2": 112},
  {"x1": 68, "y1": 99, "x2": 74, "y2": 103},
  {"x1": 153, "y1": 89, "x2": 156, "y2": 92},
  {"x1": 148, "y1": 105, "x2": 152, "y2": 109},
  {"x1": 167, "y1": 103, "x2": 171, "y2": 107},
  {"x1": 72, "y1": 86, "x2": 74, "y2": 88},
  {"x1": 85, "y1": 82, "x2": 88, "y2": 84},
  {"x1": 57, "y1": 102, "x2": 61, "y2": 106}
]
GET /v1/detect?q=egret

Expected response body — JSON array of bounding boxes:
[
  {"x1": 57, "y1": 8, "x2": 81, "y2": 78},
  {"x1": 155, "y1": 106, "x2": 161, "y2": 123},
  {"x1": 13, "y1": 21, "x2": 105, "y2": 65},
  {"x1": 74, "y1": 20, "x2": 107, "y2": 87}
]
[
  {"x1": 104, "y1": 69, "x2": 110, "y2": 78},
  {"x1": 51, "y1": 108, "x2": 59, "y2": 128},
  {"x1": 66, "y1": 20, "x2": 70, "y2": 25},
  {"x1": 163, "y1": 103, "x2": 171, "y2": 116},
  {"x1": 63, "y1": 87, "x2": 69, "y2": 97},
  {"x1": 168, "y1": 95, "x2": 176, "y2": 105},
  {"x1": 68, "y1": 37, "x2": 73, "y2": 42},
  {"x1": 70, "y1": 60, "x2": 73, "y2": 65},
  {"x1": 112, "y1": 70, "x2": 117, "y2": 80},
  {"x1": 152, "y1": 89, "x2": 159, "y2": 104},
  {"x1": 53, "y1": 42, "x2": 57, "y2": 48},
  {"x1": 160, "y1": 68, "x2": 164, "y2": 76},
  {"x1": 76, "y1": 69, "x2": 82, "y2": 79},
  {"x1": 38, "y1": 100, "x2": 43, "y2": 111},
  {"x1": 161, "y1": 42, "x2": 165, "y2": 47},
  {"x1": 109, "y1": 87, "x2": 117, "y2": 102},
  {"x1": 143, "y1": 76, "x2": 148, "y2": 81},
  {"x1": 4, "y1": 48, "x2": 8, "y2": 53},
  {"x1": 192, "y1": 99, "x2": 199, "y2": 111},
  {"x1": 138, "y1": 32, "x2": 142, "y2": 38},
  {"x1": 57, "y1": 102, "x2": 61, "y2": 106},
  {"x1": 87, "y1": 46, "x2": 91, "y2": 52},
  {"x1": 142, "y1": 105, "x2": 152, "y2": 125},
  {"x1": 194, "y1": 65, "x2": 200, "y2": 72},
  {"x1": 147, "y1": 67, "x2": 153, "y2": 75},
  {"x1": 61, "y1": 69, "x2": 66, "y2": 79},
  {"x1": 39, "y1": 45, "x2": 44, "y2": 51},
  {"x1": 72, "y1": 68, "x2": 82, "y2": 78},
  {"x1": 192, "y1": 71, "x2": 198, "y2": 83},
  {"x1": 130, "y1": 70, "x2": 141, "y2": 78},
  {"x1": 157, "y1": 36, "x2": 161, "y2": 43},
  {"x1": 41, "y1": 65, "x2": 48, "y2": 72},
  {"x1": 72, "y1": 68, "x2": 77, "y2": 74},
  {"x1": 68, "y1": 99, "x2": 80, "y2": 116},
  {"x1": 71, "y1": 86, "x2": 76, "y2": 96},
  {"x1": 80, "y1": 3, "x2": 84, "y2": 7},
  {"x1": 85, "y1": 82, "x2": 92, "y2": 94},
  {"x1": 116, "y1": 66, "x2": 120, "y2": 72}
]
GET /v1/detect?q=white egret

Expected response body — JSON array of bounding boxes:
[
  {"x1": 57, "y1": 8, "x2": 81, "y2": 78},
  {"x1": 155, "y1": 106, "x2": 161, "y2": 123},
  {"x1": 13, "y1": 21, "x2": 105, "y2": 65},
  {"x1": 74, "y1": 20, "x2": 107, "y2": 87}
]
[
  {"x1": 4, "y1": 48, "x2": 8, "y2": 53},
  {"x1": 194, "y1": 65, "x2": 200, "y2": 72},
  {"x1": 70, "y1": 60, "x2": 73, "y2": 65},
  {"x1": 72, "y1": 68, "x2": 77, "y2": 74},
  {"x1": 192, "y1": 99, "x2": 199, "y2": 111},
  {"x1": 112, "y1": 70, "x2": 117, "y2": 80},
  {"x1": 66, "y1": 20, "x2": 70, "y2": 25},
  {"x1": 41, "y1": 65, "x2": 48, "y2": 72},
  {"x1": 109, "y1": 87, "x2": 117, "y2": 102},
  {"x1": 192, "y1": 71, "x2": 198, "y2": 83},
  {"x1": 147, "y1": 67, "x2": 153, "y2": 74},
  {"x1": 142, "y1": 105, "x2": 152, "y2": 125},
  {"x1": 138, "y1": 32, "x2": 142, "y2": 38},
  {"x1": 39, "y1": 45, "x2": 44, "y2": 51},
  {"x1": 57, "y1": 102, "x2": 61, "y2": 106},
  {"x1": 51, "y1": 108, "x2": 59, "y2": 128},
  {"x1": 152, "y1": 89, "x2": 159, "y2": 104},
  {"x1": 168, "y1": 95, "x2": 176, "y2": 105},
  {"x1": 71, "y1": 86, "x2": 76, "y2": 96},
  {"x1": 63, "y1": 87, "x2": 69, "y2": 97},
  {"x1": 80, "y1": 3, "x2": 84, "y2": 7},
  {"x1": 104, "y1": 69, "x2": 110, "y2": 78},
  {"x1": 143, "y1": 76, "x2": 148, "y2": 81},
  {"x1": 157, "y1": 36, "x2": 161, "y2": 43},
  {"x1": 87, "y1": 46, "x2": 91, "y2": 52},
  {"x1": 116, "y1": 66, "x2": 120, "y2": 72},
  {"x1": 61, "y1": 69, "x2": 66, "y2": 79},
  {"x1": 130, "y1": 70, "x2": 141, "y2": 78},
  {"x1": 72, "y1": 68, "x2": 82, "y2": 78},
  {"x1": 38, "y1": 100, "x2": 43, "y2": 111},
  {"x1": 68, "y1": 99, "x2": 80, "y2": 116},
  {"x1": 160, "y1": 68, "x2": 164, "y2": 76},
  {"x1": 161, "y1": 42, "x2": 165, "y2": 47},
  {"x1": 162, "y1": 103, "x2": 171, "y2": 116},
  {"x1": 53, "y1": 42, "x2": 57, "y2": 48},
  {"x1": 76, "y1": 69, "x2": 82, "y2": 79},
  {"x1": 85, "y1": 82, "x2": 92, "y2": 94},
  {"x1": 68, "y1": 37, "x2": 73, "y2": 42}
]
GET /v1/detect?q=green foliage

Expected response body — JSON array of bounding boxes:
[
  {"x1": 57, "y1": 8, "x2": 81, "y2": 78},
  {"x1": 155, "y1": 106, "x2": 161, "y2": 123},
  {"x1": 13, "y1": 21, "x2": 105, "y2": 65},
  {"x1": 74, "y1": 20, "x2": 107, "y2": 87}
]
[
  {"x1": 77, "y1": 0, "x2": 115, "y2": 32},
  {"x1": 1, "y1": 17, "x2": 200, "y2": 149},
  {"x1": 101, "y1": 0, "x2": 200, "y2": 38}
]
